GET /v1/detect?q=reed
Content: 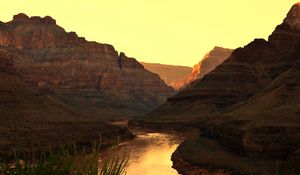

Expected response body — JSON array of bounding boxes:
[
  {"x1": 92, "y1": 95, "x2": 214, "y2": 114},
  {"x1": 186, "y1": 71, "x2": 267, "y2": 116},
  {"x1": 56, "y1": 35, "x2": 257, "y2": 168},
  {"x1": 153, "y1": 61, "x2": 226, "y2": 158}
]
[{"x1": 0, "y1": 142, "x2": 129, "y2": 175}]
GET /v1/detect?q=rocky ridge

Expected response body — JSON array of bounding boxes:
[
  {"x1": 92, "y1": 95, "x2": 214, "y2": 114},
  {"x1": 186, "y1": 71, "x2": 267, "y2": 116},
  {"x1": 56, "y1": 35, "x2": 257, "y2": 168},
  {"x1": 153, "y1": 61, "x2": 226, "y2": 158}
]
[{"x1": 0, "y1": 13, "x2": 174, "y2": 118}]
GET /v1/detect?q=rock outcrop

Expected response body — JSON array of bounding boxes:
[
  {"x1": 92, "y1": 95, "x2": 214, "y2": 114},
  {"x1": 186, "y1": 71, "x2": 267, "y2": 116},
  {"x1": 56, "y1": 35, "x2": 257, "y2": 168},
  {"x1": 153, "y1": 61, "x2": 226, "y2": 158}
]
[
  {"x1": 140, "y1": 62, "x2": 192, "y2": 90},
  {"x1": 0, "y1": 14, "x2": 174, "y2": 118}
]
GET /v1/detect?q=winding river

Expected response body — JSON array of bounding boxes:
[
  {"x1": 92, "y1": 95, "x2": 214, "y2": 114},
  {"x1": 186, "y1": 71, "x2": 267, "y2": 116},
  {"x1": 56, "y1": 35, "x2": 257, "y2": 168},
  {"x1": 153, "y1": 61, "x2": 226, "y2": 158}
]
[{"x1": 101, "y1": 131, "x2": 186, "y2": 175}]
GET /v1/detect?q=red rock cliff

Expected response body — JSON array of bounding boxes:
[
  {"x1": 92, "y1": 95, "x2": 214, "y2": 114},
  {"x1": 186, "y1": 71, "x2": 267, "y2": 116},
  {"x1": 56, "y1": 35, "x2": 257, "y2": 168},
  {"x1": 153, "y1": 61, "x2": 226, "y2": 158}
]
[{"x1": 0, "y1": 13, "x2": 174, "y2": 118}]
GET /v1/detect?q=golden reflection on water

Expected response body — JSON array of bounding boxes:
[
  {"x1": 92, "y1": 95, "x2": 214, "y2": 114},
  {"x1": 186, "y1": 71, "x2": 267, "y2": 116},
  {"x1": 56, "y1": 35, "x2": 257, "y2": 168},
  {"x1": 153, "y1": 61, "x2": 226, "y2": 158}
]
[{"x1": 101, "y1": 132, "x2": 184, "y2": 175}]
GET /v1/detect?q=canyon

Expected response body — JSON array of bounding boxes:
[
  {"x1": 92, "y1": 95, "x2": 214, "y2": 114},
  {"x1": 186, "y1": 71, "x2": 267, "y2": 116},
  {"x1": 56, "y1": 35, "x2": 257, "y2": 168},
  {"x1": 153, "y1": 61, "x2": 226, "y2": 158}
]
[
  {"x1": 0, "y1": 13, "x2": 173, "y2": 158},
  {"x1": 131, "y1": 3, "x2": 300, "y2": 174},
  {"x1": 1, "y1": 3, "x2": 300, "y2": 175}
]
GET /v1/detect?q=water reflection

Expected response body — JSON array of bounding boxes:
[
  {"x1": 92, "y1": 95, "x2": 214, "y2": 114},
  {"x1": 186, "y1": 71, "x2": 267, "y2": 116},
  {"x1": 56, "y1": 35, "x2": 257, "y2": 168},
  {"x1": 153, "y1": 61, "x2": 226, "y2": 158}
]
[{"x1": 101, "y1": 132, "x2": 184, "y2": 175}]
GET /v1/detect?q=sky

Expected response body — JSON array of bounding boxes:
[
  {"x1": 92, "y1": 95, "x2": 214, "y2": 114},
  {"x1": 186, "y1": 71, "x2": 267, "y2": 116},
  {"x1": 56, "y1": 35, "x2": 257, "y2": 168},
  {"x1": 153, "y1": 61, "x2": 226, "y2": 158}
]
[{"x1": 0, "y1": 0, "x2": 299, "y2": 67}]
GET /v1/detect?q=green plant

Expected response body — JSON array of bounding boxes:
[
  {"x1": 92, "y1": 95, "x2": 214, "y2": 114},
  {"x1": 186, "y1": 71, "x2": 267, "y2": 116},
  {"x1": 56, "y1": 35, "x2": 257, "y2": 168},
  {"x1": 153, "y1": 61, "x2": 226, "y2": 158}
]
[
  {"x1": 0, "y1": 148, "x2": 73, "y2": 175},
  {"x1": 0, "y1": 142, "x2": 129, "y2": 175},
  {"x1": 72, "y1": 142, "x2": 101, "y2": 175},
  {"x1": 100, "y1": 153, "x2": 129, "y2": 175}
]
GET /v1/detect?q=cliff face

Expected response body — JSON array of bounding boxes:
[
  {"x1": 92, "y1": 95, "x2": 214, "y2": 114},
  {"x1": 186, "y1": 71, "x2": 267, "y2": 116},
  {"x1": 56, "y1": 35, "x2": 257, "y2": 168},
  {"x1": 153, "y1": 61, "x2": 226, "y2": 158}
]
[
  {"x1": 0, "y1": 13, "x2": 174, "y2": 118},
  {"x1": 184, "y1": 47, "x2": 233, "y2": 87},
  {"x1": 140, "y1": 62, "x2": 192, "y2": 90}
]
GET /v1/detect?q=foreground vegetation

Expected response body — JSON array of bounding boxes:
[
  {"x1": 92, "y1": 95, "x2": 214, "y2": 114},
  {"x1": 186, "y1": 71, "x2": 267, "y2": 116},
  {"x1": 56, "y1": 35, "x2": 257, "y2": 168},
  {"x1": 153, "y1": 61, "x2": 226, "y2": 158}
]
[{"x1": 0, "y1": 142, "x2": 129, "y2": 175}]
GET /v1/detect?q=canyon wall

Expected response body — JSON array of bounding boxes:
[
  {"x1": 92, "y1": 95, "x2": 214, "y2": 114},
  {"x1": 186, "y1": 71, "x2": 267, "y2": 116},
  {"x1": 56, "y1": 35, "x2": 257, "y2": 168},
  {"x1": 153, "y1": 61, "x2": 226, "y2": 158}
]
[
  {"x1": 0, "y1": 13, "x2": 174, "y2": 119},
  {"x1": 141, "y1": 62, "x2": 192, "y2": 90}
]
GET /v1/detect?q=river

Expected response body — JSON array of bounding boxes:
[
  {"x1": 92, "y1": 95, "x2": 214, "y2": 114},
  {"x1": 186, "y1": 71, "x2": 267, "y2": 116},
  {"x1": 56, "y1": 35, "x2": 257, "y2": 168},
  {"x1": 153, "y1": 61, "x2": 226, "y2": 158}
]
[{"x1": 101, "y1": 130, "x2": 187, "y2": 175}]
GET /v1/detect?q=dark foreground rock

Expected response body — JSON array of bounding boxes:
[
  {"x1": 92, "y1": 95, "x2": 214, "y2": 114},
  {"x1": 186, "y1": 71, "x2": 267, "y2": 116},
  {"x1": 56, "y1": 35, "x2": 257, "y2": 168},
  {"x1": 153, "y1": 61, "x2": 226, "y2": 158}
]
[{"x1": 172, "y1": 134, "x2": 285, "y2": 175}]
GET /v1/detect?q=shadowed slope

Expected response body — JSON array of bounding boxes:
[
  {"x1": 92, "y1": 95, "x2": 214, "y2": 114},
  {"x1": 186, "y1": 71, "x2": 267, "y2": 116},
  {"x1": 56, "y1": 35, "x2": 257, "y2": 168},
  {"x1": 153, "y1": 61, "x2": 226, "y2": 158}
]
[{"x1": 0, "y1": 70, "x2": 134, "y2": 159}]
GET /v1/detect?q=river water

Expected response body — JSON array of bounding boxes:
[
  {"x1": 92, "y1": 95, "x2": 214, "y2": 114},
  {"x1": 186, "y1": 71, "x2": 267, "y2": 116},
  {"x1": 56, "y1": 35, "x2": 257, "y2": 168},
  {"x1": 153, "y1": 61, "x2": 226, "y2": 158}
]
[{"x1": 101, "y1": 131, "x2": 186, "y2": 175}]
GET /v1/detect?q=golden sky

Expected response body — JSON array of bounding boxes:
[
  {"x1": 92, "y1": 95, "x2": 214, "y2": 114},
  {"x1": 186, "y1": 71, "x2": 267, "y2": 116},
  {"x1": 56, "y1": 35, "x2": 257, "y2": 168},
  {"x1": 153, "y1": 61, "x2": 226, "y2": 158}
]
[{"x1": 0, "y1": 0, "x2": 299, "y2": 66}]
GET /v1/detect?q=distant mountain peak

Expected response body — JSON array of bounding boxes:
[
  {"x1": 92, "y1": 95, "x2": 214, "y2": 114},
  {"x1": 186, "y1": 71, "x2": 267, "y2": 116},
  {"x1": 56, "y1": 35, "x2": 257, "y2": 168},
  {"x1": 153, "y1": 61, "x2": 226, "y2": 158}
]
[
  {"x1": 212, "y1": 46, "x2": 230, "y2": 50},
  {"x1": 284, "y1": 2, "x2": 300, "y2": 30},
  {"x1": 182, "y1": 46, "x2": 233, "y2": 87}
]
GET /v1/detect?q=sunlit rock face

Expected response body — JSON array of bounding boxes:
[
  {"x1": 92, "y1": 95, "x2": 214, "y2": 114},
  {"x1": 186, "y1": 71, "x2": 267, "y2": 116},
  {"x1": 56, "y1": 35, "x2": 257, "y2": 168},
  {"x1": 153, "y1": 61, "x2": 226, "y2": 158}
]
[
  {"x1": 183, "y1": 46, "x2": 233, "y2": 87},
  {"x1": 284, "y1": 3, "x2": 300, "y2": 30},
  {"x1": 0, "y1": 13, "x2": 174, "y2": 118}
]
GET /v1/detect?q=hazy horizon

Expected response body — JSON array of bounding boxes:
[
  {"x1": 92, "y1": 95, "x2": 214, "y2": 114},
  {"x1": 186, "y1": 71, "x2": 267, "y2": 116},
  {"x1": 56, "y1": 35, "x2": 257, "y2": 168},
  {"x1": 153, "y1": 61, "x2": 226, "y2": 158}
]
[{"x1": 1, "y1": 0, "x2": 299, "y2": 66}]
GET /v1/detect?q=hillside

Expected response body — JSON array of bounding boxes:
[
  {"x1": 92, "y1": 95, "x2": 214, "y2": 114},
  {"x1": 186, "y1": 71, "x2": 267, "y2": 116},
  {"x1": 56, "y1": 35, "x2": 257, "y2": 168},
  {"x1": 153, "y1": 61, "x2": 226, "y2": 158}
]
[
  {"x1": 0, "y1": 13, "x2": 175, "y2": 158},
  {"x1": 0, "y1": 68, "x2": 133, "y2": 158}
]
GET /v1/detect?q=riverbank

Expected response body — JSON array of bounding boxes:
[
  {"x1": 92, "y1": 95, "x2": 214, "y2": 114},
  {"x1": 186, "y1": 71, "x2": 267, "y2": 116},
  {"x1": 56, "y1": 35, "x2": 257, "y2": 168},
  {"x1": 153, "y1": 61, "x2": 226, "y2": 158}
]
[
  {"x1": 0, "y1": 121, "x2": 134, "y2": 160},
  {"x1": 100, "y1": 131, "x2": 189, "y2": 175},
  {"x1": 171, "y1": 134, "x2": 280, "y2": 175},
  {"x1": 129, "y1": 118, "x2": 300, "y2": 175},
  {"x1": 128, "y1": 119, "x2": 198, "y2": 132}
]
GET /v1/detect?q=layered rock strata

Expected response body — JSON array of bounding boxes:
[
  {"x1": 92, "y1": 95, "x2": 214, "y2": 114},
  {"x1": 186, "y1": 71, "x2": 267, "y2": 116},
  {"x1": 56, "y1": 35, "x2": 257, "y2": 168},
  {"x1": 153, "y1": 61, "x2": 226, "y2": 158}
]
[{"x1": 0, "y1": 13, "x2": 174, "y2": 118}]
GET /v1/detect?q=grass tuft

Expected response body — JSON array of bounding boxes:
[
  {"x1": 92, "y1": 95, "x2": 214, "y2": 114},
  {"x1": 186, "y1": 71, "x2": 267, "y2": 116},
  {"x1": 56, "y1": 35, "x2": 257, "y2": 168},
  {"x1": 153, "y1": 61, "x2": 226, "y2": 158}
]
[{"x1": 0, "y1": 142, "x2": 129, "y2": 175}]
